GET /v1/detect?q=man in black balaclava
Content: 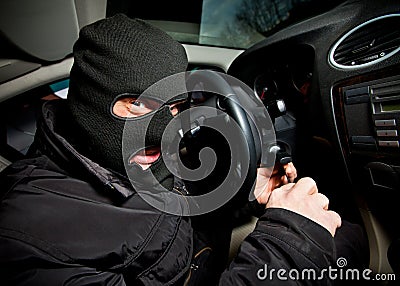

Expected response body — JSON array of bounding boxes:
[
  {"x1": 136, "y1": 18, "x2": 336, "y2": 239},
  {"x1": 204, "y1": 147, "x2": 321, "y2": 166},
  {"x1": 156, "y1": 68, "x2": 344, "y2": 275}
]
[
  {"x1": 67, "y1": 13, "x2": 188, "y2": 190},
  {"x1": 0, "y1": 12, "x2": 367, "y2": 286}
]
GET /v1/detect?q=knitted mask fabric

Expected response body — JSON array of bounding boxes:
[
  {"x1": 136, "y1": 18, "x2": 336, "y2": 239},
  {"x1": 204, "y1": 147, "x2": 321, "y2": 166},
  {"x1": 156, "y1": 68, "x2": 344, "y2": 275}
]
[{"x1": 67, "y1": 14, "x2": 188, "y2": 189}]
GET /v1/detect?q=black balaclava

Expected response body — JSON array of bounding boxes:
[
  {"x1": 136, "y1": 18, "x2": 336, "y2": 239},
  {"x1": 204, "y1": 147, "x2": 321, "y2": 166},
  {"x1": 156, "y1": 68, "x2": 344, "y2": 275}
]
[{"x1": 67, "y1": 14, "x2": 188, "y2": 190}]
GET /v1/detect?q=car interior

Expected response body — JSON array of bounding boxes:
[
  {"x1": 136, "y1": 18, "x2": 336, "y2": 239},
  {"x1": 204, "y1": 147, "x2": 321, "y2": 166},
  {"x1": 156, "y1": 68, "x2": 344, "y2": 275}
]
[{"x1": 0, "y1": 0, "x2": 399, "y2": 283}]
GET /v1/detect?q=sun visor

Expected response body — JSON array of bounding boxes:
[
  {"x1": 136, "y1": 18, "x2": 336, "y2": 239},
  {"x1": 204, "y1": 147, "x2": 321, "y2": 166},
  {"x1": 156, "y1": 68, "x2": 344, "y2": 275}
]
[{"x1": 0, "y1": 0, "x2": 79, "y2": 62}]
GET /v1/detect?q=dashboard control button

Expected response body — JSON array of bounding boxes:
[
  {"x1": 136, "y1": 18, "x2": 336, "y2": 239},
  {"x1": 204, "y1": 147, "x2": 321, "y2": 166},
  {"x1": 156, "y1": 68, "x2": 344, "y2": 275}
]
[
  {"x1": 378, "y1": 140, "x2": 399, "y2": 147},
  {"x1": 351, "y1": 136, "x2": 377, "y2": 151},
  {"x1": 344, "y1": 86, "x2": 370, "y2": 104},
  {"x1": 351, "y1": 136, "x2": 376, "y2": 144},
  {"x1": 376, "y1": 130, "x2": 398, "y2": 137},
  {"x1": 375, "y1": 119, "x2": 396, "y2": 127}
]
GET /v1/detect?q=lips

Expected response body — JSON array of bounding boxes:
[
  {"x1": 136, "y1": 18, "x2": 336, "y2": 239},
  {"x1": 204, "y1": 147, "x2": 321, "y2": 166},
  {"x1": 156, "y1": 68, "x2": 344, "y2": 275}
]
[{"x1": 130, "y1": 147, "x2": 161, "y2": 166}]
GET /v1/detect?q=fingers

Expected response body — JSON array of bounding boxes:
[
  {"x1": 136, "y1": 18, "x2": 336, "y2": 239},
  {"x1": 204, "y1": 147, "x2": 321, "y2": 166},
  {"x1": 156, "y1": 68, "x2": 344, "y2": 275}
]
[
  {"x1": 315, "y1": 193, "x2": 329, "y2": 210},
  {"x1": 255, "y1": 188, "x2": 271, "y2": 205},
  {"x1": 276, "y1": 182, "x2": 295, "y2": 192},
  {"x1": 328, "y1": 210, "x2": 342, "y2": 228},
  {"x1": 325, "y1": 210, "x2": 342, "y2": 236},
  {"x1": 266, "y1": 176, "x2": 342, "y2": 237},
  {"x1": 254, "y1": 167, "x2": 274, "y2": 204},
  {"x1": 292, "y1": 177, "x2": 318, "y2": 195},
  {"x1": 258, "y1": 162, "x2": 297, "y2": 195},
  {"x1": 283, "y1": 162, "x2": 297, "y2": 183},
  {"x1": 258, "y1": 167, "x2": 274, "y2": 177}
]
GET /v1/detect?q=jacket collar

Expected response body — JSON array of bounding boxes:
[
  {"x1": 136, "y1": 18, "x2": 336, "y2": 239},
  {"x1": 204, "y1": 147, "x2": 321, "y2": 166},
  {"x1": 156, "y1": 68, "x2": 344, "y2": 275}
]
[{"x1": 35, "y1": 99, "x2": 135, "y2": 199}]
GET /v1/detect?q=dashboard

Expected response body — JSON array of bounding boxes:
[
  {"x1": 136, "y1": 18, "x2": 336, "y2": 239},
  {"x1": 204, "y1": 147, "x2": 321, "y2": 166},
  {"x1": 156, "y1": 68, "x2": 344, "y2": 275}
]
[{"x1": 227, "y1": 0, "x2": 400, "y2": 240}]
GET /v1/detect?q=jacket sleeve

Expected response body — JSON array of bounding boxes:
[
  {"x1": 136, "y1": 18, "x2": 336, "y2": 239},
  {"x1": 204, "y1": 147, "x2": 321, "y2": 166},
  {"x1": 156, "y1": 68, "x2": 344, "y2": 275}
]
[
  {"x1": 0, "y1": 237, "x2": 127, "y2": 286},
  {"x1": 219, "y1": 208, "x2": 336, "y2": 285}
]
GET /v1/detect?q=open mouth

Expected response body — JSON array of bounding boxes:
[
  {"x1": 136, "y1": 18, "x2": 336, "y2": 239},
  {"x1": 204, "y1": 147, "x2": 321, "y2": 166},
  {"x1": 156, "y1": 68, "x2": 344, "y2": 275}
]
[{"x1": 129, "y1": 146, "x2": 161, "y2": 168}]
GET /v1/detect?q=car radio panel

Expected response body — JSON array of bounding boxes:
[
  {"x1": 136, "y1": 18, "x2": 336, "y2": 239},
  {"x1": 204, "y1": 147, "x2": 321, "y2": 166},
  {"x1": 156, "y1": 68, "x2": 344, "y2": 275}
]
[{"x1": 342, "y1": 75, "x2": 400, "y2": 153}]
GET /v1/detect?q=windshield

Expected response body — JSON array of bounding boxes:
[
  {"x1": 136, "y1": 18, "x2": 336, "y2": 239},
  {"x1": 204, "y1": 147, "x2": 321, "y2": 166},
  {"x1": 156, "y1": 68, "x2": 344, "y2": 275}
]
[{"x1": 107, "y1": 0, "x2": 345, "y2": 49}]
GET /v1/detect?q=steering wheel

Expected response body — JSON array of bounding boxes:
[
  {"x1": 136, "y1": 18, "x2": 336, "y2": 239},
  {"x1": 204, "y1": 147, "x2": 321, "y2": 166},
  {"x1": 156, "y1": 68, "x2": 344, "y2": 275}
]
[{"x1": 183, "y1": 70, "x2": 259, "y2": 205}]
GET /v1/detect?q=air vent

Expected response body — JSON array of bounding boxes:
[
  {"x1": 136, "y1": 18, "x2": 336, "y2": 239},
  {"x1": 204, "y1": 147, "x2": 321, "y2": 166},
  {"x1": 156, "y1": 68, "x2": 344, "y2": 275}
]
[{"x1": 329, "y1": 14, "x2": 400, "y2": 69}]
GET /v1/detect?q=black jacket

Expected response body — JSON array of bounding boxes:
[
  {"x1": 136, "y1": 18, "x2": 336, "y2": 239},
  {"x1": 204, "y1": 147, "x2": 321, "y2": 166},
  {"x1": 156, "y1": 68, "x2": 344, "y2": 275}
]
[{"x1": 0, "y1": 100, "x2": 337, "y2": 285}]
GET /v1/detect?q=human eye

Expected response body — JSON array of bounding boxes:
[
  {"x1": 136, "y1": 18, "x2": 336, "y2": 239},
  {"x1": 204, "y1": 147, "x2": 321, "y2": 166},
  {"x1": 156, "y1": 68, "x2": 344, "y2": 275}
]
[
  {"x1": 129, "y1": 99, "x2": 152, "y2": 116},
  {"x1": 113, "y1": 95, "x2": 161, "y2": 118},
  {"x1": 132, "y1": 100, "x2": 146, "y2": 108}
]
